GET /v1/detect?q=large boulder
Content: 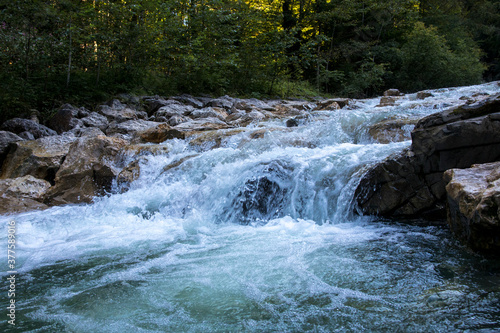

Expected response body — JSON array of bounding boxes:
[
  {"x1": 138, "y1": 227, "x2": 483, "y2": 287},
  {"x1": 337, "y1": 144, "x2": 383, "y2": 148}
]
[
  {"x1": 0, "y1": 118, "x2": 57, "y2": 139},
  {"x1": 0, "y1": 131, "x2": 24, "y2": 166},
  {"x1": 106, "y1": 120, "x2": 159, "y2": 138},
  {"x1": 81, "y1": 112, "x2": 109, "y2": 131},
  {"x1": 48, "y1": 104, "x2": 85, "y2": 134},
  {"x1": 0, "y1": 135, "x2": 76, "y2": 183},
  {"x1": 173, "y1": 118, "x2": 231, "y2": 131},
  {"x1": 44, "y1": 135, "x2": 128, "y2": 205},
  {"x1": 0, "y1": 176, "x2": 51, "y2": 214},
  {"x1": 444, "y1": 162, "x2": 500, "y2": 255},
  {"x1": 133, "y1": 123, "x2": 186, "y2": 144},
  {"x1": 368, "y1": 118, "x2": 417, "y2": 144},
  {"x1": 355, "y1": 93, "x2": 500, "y2": 219}
]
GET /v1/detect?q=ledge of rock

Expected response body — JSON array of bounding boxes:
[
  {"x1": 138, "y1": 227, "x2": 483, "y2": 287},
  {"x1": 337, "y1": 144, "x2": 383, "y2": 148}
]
[
  {"x1": 444, "y1": 162, "x2": 500, "y2": 255},
  {"x1": 355, "y1": 93, "x2": 500, "y2": 221}
]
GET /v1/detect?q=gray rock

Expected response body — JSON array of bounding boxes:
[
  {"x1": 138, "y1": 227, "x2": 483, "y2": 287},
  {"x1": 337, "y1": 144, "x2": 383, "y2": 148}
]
[
  {"x1": 81, "y1": 112, "x2": 109, "y2": 131},
  {"x1": 106, "y1": 120, "x2": 158, "y2": 137},
  {"x1": 0, "y1": 131, "x2": 24, "y2": 163},
  {"x1": 48, "y1": 104, "x2": 83, "y2": 134},
  {"x1": 0, "y1": 118, "x2": 57, "y2": 139}
]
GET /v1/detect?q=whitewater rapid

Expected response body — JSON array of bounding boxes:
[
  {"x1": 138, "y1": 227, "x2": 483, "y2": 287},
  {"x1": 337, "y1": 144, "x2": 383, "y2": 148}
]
[{"x1": 2, "y1": 82, "x2": 500, "y2": 332}]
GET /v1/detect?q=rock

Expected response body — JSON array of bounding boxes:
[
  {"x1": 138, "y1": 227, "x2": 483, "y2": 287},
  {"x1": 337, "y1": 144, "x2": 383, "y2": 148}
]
[
  {"x1": 188, "y1": 129, "x2": 246, "y2": 151},
  {"x1": 0, "y1": 131, "x2": 24, "y2": 165},
  {"x1": 0, "y1": 197, "x2": 49, "y2": 214},
  {"x1": 190, "y1": 107, "x2": 228, "y2": 121},
  {"x1": 355, "y1": 92, "x2": 500, "y2": 220},
  {"x1": 106, "y1": 120, "x2": 158, "y2": 138},
  {"x1": 154, "y1": 104, "x2": 194, "y2": 118},
  {"x1": 116, "y1": 159, "x2": 142, "y2": 191},
  {"x1": 377, "y1": 96, "x2": 399, "y2": 107},
  {"x1": 228, "y1": 161, "x2": 293, "y2": 224},
  {"x1": 231, "y1": 111, "x2": 266, "y2": 127},
  {"x1": 0, "y1": 118, "x2": 57, "y2": 139},
  {"x1": 314, "y1": 100, "x2": 341, "y2": 111},
  {"x1": 0, "y1": 135, "x2": 76, "y2": 183},
  {"x1": 417, "y1": 91, "x2": 434, "y2": 100},
  {"x1": 168, "y1": 115, "x2": 189, "y2": 126},
  {"x1": 173, "y1": 118, "x2": 231, "y2": 131},
  {"x1": 133, "y1": 123, "x2": 186, "y2": 143},
  {"x1": 384, "y1": 89, "x2": 403, "y2": 97},
  {"x1": 142, "y1": 96, "x2": 173, "y2": 115},
  {"x1": 0, "y1": 175, "x2": 52, "y2": 214},
  {"x1": 44, "y1": 135, "x2": 128, "y2": 205},
  {"x1": 172, "y1": 94, "x2": 204, "y2": 108},
  {"x1": 69, "y1": 127, "x2": 106, "y2": 137},
  {"x1": 205, "y1": 96, "x2": 235, "y2": 111},
  {"x1": 81, "y1": 112, "x2": 109, "y2": 131},
  {"x1": 48, "y1": 104, "x2": 84, "y2": 134},
  {"x1": 444, "y1": 162, "x2": 500, "y2": 254},
  {"x1": 97, "y1": 104, "x2": 139, "y2": 122},
  {"x1": 368, "y1": 119, "x2": 417, "y2": 144},
  {"x1": 286, "y1": 118, "x2": 300, "y2": 127},
  {"x1": 233, "y1": 99, "x2": 278, "y2": 112}
]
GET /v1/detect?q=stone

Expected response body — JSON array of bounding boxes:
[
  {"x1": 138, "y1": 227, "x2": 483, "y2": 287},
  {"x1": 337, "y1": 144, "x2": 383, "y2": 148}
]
[
  {"x1": 444, "y1": 162, "x2": 500, "y2": 254},
  {"x1": 368, "y1": 118, "x2": 417, "y2": 144},
  {"x1": 377, "y1": 96, "x2": 398, "y2": 107},
  {"x1": 106, "y1": 120, "x2": 159, "y2": 137},
  {"x1": 133, "y1": 123, "x2": 186, "y2": 143},
  {"x1": 155, "y1": 104, "x2": 194, "y2": 118},
  {"x1": 48, "y1": 104, "x2": 83, "y2": 134},
  {"x1": 383, "y1": 89, "x2": 403, "y2": 97},
  {"x1": 69, "y1": 127, "x2": 106, "y2": 137},
  {"x1": 97, "y1": 104, "x2": 138, "y2": 122},
  {"x1": 0, "y1": 135, "x2": 76, "y2": 183},
  {"x1": 142, "y1": 96, "x2": 175, "y2": 115},
  {"x1": 0, "y1": 118, "x2": 57, "y2": 139},
  {"x1": 355, "y1": 92, "x2": 500, "y2": 220},
  {"x1": 286, "y1": 118, "x2": 299, "y2": 127},
  {"x1": 205, "y1": 96, "x2": 235, "y2": 110},
  {"x1": 190, "y1": 107, "x2": 228, "y2": 121},
  {"x1": 81, "y1": 112, "x2": 109, "y2": 131},
  {"x1": 116, "y1": 159, "x2": 142, "y2": 191},
  {"x1": 172, "y1": 94, "x2": 204, "y2": 108},
  {"x1": 173, "y1": 118, "x2": 231, "y2": 131},
  {"x1": 314, "y1": 100, "x2": 341, "y2": 111},
  {"x1": 0, "y1": 131, "x2": 24, "y2": 165},
  {"x1": 417, "y1": 91, "x2": 434, "y2": 100},
  {"x1": 0, "y1": 175, "x2": 52, "y2": 214},
  {"x1": 44, "y1": 135, "x2": 128, "y2": 205},
  {"x1": 231, "y1": 111, "x2": 266, "y2": 127}
]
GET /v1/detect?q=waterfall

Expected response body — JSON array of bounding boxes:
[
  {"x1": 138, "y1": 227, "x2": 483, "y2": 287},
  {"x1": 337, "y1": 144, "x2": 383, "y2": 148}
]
[{"x1": 2, "y1": 82, "x2": 500, "y2": 332}]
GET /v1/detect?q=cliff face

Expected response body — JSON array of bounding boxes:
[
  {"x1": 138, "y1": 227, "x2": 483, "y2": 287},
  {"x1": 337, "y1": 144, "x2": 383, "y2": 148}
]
[{"x1": 355, "y1": 93, "x2": 500, "y2": 253}]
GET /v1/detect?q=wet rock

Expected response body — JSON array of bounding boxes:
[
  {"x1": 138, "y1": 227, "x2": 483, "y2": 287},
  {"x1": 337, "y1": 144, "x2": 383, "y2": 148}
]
[
  {"x1": 314, "y1": 100, "x2": 341, "y2": 111},
  {"x1": 231, "y1": 111, "x2": 266, "y2": 127},
  {"x1": 0, "y1": 175, "x2": 52, "y2": 214},
  {"x1": 286, "y1": 118, "x2": 300, "y2": 127},
  {"x1": 417, "y1": 91, "x2": 434, "y2": 100},
  {"x1": 48, "y1": 104, "x2": 84, "y2": 134},
  {"x1": 368, "y1": 119, "x2": 417, "y2": 143},
  {"x1": 133, "y1": 123, "x2": 186, "y2": 144},
  {"x1": 69, "y1": 127, "x2": 106, "y2": 137},
  {"x1": 81, "y1": 112, "x2": 109, "y2": 131},
  {"x1": 377, "y1": 96, "x2": 399, "y2": 107},
  {"x1": 116, "y1": 159, "x2": 142, "y2": 191},
  {"x1": 44, "y1": 135, "x2": 128, "y2": 205},
  {"x1": 173, "y1": 118, "x2": 231, "y2": 131},
  {"x1": 0, "y1": 135, "x2": 76, "y2": 183},
  {"x1": 444, "y1": 162, "x2": 500, "y2": 254},
  {"x1": 188, "y1": 129, "x2": 246, "y2": 151},
  {"x1": 0, "y1": 118, "x2": 57, "y2": 139},
  {"x1": 167, "y1": 115, "x2": 189, "y2": 126},
  {"x1": 229, "y1": 161, "x2": 293, "y2": 224},
  {"x1": 355, "y1": 93, "x2": 500, "y2": 221},
  {"x1": 383, "y1": 89, "x2": 403, "y2": 97}
]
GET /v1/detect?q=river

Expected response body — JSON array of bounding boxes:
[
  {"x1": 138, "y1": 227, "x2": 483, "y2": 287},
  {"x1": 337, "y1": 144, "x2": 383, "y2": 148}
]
[{"x1": 2, "y1": 82, "x2": 500, "y2": 332}]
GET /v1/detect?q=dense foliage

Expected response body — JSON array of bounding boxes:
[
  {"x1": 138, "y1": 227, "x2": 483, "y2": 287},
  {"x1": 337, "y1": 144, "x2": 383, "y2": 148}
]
[{"x1": 1, "y1": 0, "x2": 499, "y2": 122}]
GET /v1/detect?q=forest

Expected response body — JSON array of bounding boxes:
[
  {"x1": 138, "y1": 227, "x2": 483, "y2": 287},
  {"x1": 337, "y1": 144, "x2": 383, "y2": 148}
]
[{"x1": 1, "y1": 0, "x2": 499, "y2": 122}]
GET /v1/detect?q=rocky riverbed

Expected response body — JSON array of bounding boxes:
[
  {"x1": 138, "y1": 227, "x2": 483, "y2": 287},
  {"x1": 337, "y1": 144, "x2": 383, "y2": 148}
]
[{"x1": 1, "y1": 84, "x2": 500, "y2": 255}]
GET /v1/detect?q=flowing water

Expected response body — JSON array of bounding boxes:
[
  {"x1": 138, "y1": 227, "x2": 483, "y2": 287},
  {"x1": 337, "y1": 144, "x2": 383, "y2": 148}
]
[{"x1": 2, "y1": 83, "x2": 500, "y2": 332}]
